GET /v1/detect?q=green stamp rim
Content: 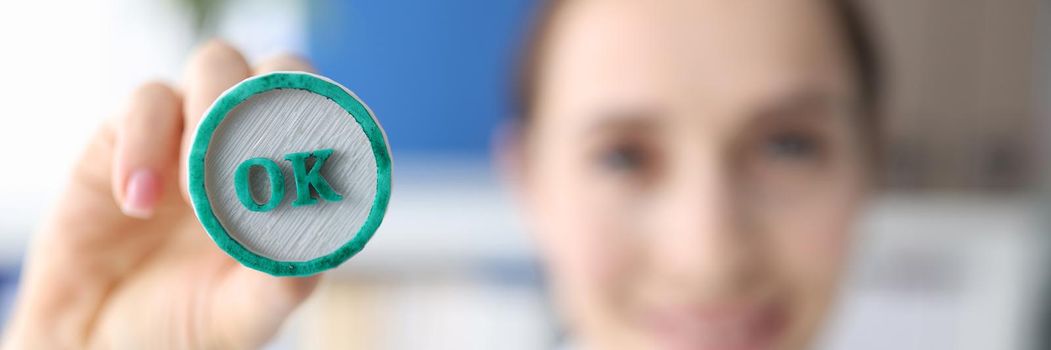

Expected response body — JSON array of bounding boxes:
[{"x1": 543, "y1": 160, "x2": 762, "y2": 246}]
[{"x1": 188, "y1": 72, "x2": 392, "y2": 277}]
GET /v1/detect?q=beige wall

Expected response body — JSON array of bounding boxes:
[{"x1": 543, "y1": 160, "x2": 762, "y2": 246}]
[{"x1": 863, "y1": 0, "x2": 1040, "y2": 190}]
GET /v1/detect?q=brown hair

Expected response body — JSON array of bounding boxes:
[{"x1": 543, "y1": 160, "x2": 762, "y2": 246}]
[{"x1": 513, "y1": 0, "x2": 882, "y2": 147}]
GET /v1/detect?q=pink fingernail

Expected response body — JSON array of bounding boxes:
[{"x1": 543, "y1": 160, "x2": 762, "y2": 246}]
[{"x1": 122, "y1": 169, "x2": 161, "y2": 219}]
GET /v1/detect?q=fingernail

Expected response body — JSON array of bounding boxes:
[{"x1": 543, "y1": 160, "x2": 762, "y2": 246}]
[{"x1": 123, "y1": 169, "x2": 160, "y2": 219}]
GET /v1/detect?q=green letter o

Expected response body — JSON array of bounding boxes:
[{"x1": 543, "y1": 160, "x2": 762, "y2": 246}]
[{"x1": 234, "y1": 158, "x2": 285, "y2": 212}]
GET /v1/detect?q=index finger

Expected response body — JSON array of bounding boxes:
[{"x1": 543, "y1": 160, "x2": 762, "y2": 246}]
[
  {"x1": 253, "y1": 53, "x2": 316, "y2": 75},
  {"x1": 179, "y1": 39, "x2": 252, "y2": 201}
]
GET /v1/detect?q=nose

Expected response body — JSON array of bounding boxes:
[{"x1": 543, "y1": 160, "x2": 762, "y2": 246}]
[{"x1": 647, "y1": 151, "x2": 762, "y2": 298}]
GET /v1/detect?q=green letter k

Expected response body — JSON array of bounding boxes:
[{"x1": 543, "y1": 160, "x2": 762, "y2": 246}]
[{"x1": 284, "y1": 148, "x2": 344, "y2": 207}]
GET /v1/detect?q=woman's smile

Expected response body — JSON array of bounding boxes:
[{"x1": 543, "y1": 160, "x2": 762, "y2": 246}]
[{"x1": 643, "y1": 298, "x2": 788, "y2": 350}]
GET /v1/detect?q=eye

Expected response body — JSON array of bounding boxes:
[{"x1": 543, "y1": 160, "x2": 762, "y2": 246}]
[
  {"x1": 598, "y1": 141, "x2": 650, "y2": 174},
  {"x1": 763, "y1": 131, "x2": 822, "y2": 160}
]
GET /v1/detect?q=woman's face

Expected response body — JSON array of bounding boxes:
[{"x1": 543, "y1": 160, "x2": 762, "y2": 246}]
[{"x1": 518, "y1": 0, "x2": 869, "y2": 349}]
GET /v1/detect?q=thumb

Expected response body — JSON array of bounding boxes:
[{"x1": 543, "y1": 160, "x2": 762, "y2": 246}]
[{"x1": 211, "y1": 267, "x2": 321, "y2": 348}]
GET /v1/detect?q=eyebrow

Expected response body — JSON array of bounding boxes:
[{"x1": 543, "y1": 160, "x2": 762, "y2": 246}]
[
  {"x1": 580, "y1": 106, "x2": 663, "y2": 136},
  {"x1": 754, "y1": 87, "x2": 857, "y2": 121},
  {"x1": 575, "y1": 86, "x2": 857, "y2": 137}
]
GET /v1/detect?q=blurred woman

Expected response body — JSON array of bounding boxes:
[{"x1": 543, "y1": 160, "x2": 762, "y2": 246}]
[{"x1": 509, "y1": 1, "x2": 877, "y2": 349}]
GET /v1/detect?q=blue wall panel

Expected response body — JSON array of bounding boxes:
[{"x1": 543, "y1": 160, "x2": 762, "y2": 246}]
[{"x1": 308, "y1": 1, "x2": 536, "y2": 156}]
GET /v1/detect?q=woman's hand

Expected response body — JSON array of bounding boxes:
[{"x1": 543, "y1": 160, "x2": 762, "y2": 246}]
[{"x1": 3, "y1": 40, "x2": 320, "y2": 349}]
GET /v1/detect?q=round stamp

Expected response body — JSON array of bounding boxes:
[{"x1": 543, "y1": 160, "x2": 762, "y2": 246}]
[{"x1": 187, "y1": 72, "x2": 391, "y2": 277}]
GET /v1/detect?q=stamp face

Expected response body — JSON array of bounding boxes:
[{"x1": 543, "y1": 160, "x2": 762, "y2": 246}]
[{"x1": 188, "y1": 72, "x2": 391, "y2": 277}]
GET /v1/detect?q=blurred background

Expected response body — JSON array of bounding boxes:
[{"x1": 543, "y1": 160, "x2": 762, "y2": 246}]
[{"x1": 0, "y1": 0, "x2": 1049, "y2": 349}]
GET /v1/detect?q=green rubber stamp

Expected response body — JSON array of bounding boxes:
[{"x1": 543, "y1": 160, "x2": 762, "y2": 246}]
[{"x1": 188, "y1": 72, "x2": 391, "y2": 277}]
